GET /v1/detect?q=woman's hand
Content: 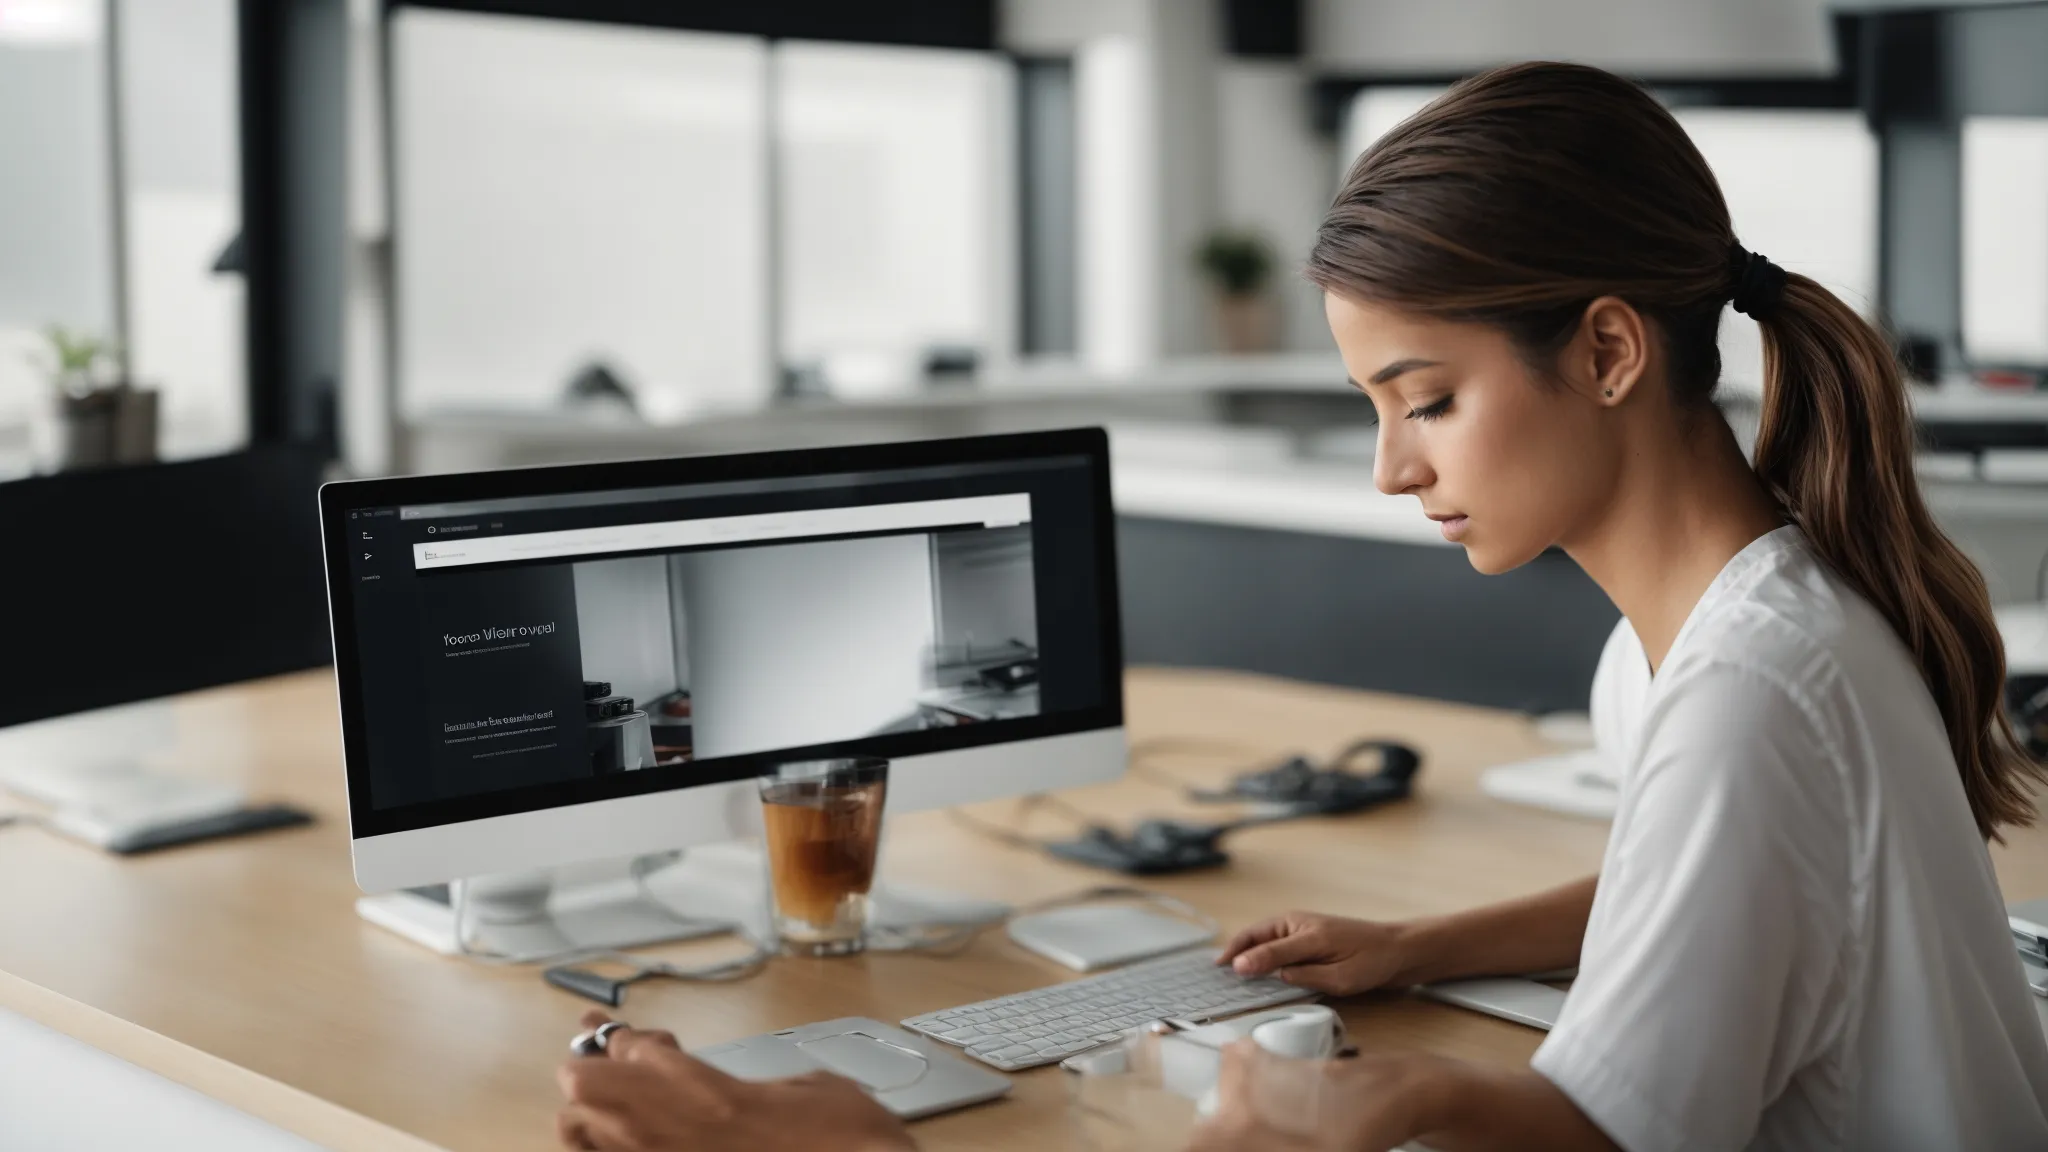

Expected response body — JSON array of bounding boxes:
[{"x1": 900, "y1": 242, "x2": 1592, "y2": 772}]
[
  {"x1": 556, "y1": 1012, "x2": 916, "y2": 1152},
  {"x1": 1216, "y1": 911, "x2": 1412, "y2": 995},
  {"x1": 1186, "y1": 1038, "x2": 1623, "y2": 1152},
  {"x1": 1184, "y1": 1041, "x2": 1448, "y2": 1152}
]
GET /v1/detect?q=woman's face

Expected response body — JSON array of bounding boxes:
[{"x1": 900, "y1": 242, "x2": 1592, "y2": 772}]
[{"x1": 1325, "y1": 292, "x2": 1622, "y2": 574}]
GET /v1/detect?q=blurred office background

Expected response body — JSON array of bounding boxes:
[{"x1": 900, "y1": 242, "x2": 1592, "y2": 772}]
[{"x1": 5, "y1": 0, "x2": 2048, "y2": 711}]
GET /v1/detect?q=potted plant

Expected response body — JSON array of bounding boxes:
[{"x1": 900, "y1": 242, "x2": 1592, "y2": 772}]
[
  {"x1": 1194, "y1": 228, "x2": 1276, "y2": 354},
  {"x1": 28, "y1": 325, "x2": 157, "y2": 470}
]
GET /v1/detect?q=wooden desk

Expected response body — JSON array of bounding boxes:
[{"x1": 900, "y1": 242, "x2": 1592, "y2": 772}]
[{"x1": 1, "y1": 668, "x2": 2042, "y2": 1151}]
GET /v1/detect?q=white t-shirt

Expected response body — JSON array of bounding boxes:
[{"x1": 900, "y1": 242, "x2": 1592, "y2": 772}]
[{"x1": 1532, "y1": 526, "x2": 2048, "y2": 1151}]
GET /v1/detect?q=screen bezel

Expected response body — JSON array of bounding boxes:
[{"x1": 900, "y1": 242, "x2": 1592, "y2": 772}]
[{"x1": 320, "y1": 427, "x2": 1122, "y2": 840}]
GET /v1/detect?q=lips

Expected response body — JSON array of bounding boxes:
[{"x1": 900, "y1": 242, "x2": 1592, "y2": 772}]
[{"x1": 1427, "y1": 512, "x2": 1470, "y2": 543}]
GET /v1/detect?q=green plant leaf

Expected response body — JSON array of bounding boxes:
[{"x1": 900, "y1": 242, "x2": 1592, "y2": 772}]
[{"x1": 1194, "y1": 229, "x2": 1275, "y2": 296}]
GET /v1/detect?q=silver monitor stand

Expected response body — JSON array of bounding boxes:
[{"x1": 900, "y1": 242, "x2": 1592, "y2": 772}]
[{"x1": 356, "y1": 843, "x2": 1009, "y2": 961}]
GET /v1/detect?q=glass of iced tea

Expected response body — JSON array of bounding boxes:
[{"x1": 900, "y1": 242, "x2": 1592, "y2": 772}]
[{"x1": 757, "y1": 756, "x2": 888, "y2": 956}]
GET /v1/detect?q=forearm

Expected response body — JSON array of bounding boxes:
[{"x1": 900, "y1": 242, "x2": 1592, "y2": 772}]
[
  {"x1": 1386, "y1": 876, "x2": 1596, "y2": 986},
  {"x1": 1407, "y1": 1056, "x2": 1619, "y2": 1152}
]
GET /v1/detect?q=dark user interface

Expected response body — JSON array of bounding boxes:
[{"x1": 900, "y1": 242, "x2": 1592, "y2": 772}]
[{"x1": 343, "y1": 457, "x2": 1109, "y2": 832}]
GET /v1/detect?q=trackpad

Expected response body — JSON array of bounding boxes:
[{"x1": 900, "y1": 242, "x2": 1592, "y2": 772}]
[
  {"x1": 694, "y1": 1040, "x2": 817, "y2": 1082},
  {"x1": 690, "y1": 1018, "x2": 1010, "y2": 1121},
  {"x1": 796, "y1": 1033, "x2": 928, "y2": 1092}
]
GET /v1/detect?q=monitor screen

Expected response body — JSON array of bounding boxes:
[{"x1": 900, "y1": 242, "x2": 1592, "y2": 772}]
[{"x1": 324, "y1": 432, "x2": 1119, "y2": 839}]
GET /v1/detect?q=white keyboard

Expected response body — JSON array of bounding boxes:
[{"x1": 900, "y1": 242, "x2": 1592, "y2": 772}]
[{"x1": 900, "y1": 947, "x2": 1312, "y2": 1071}]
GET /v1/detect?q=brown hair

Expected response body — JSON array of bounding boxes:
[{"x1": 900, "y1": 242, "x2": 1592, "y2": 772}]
[{"x1": 1309, "y1": 61, "x2": 2039, "y2": 838}]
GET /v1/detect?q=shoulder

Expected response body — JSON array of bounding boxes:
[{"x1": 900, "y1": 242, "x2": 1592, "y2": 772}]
[
  {"x1": 1665, "y1": 530, "x2": 1868, "y2": 715},
  {"x1": 1633, "y1": 536, "x2": 1877, "y2": 825}
]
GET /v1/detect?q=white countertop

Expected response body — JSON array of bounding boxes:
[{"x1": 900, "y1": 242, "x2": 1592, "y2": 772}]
[{"x1": 1112, "y1": 457, "x2": 1449, "y2": 547}]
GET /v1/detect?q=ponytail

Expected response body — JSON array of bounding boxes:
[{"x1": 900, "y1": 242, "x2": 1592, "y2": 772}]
[{"x1": 1753, "y1": 275, "x2": 2041, "y2": 839}]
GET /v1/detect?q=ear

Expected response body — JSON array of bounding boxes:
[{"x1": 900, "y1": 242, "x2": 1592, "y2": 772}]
[{"x1": 1563, "y1": 296, "x2": 1650, "y2": 407}]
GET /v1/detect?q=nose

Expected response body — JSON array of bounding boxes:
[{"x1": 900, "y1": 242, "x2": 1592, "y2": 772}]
[{"x1": 1373, "y1": 422, "x2": 1432, "y2": 496}]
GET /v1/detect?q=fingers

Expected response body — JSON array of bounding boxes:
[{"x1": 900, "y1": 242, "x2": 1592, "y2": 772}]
[
  {"x1": 1216, "y1": 917, "x2": 1291, "y2": 965},
  {"x1": 604, "y1": 1025, "x2": 684, "y2": 1064},
  {"x1": 555, "y1": 1103, "x2": 628, "y2": 1151},
  {"x1": 1206, "y1": 1039, "x2": 1265, "y2": 1124},
  {"x1": 559, "y1": 1054, "x2": 682, "y2": 1111},
  {"x1": 1211, "y1": 1039, "x2": 1331, "y2": 1141},
  {"x1": 1181, "y1": 1120, "x2": 1245, "y2": 1152},
  {"x1": 1230, "y1": 925, "x2": 1328, "y2": 978},
  {"x1": 562, "y1": 1042, "x2": 745, "y2": 1122},
  {"x1": 573, "y1": 1013, "x2": 684, "y2": 1063},
  {"x1": 555, "y1": 1105, "x2": 595, "y2": 1151},
  {"x1": 1267, "y1": 961, "x2": 1355, "y2": 994}
]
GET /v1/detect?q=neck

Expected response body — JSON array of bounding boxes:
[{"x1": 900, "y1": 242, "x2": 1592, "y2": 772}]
[{"x1": 1564, "y1": 408, "x2": 1783, "y2": 672}]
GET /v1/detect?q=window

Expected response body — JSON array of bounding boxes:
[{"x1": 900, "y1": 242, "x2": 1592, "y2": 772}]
[
  {"x1": 0, "y1": 0, "x2": 245, "y2": 475},
  {"x1": 116, "y1": 0, "x2": 244, "y2": 458},
  {"x1": 0, "y1": 0, "x2": 112, "y2": 476},
  {"x1": 775, "y1": 41, "x2": 1016, "y2": 394},
  {"x1": 390, "y1": 9, "x2": 771, "y2": 419},
  {"x1": 387, "y1": 10, "x2": 1016, "y2": 416},
  {"x1": 1339, "y1": 85, "x2": 1443, "y2": 166},
  {"x1": 1962, "y1": 116, "x2": 2048, "y2": 369}
]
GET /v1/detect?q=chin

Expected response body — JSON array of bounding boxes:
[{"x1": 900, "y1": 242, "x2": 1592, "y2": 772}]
[{"x1": 1461, "y1": 538, "x2": 1545, "y2": 576}]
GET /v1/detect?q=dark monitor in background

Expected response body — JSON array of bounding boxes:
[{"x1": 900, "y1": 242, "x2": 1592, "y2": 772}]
[{"x1": 0, "y1": 446, "x2": 333, "y2": 729}]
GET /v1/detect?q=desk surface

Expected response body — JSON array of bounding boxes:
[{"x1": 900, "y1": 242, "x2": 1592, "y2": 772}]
[{"x1": 2, "y1": 668, "x2": 2044, "y2": 1151}]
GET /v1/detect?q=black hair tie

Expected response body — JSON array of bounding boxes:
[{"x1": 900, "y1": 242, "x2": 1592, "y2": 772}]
[{"x1": 1728, "y1": 243, "x2": 1787, "y2": 320}]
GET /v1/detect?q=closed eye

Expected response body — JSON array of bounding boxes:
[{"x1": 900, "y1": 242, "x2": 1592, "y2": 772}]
[{"x1": 1407, "y1": 396, "x2": 1453, "y2": 422}]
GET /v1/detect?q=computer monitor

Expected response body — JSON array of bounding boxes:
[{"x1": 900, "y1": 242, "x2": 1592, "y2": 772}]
[{"x1": 320, "y1": 428, "x2": 1124, "y2": 893}]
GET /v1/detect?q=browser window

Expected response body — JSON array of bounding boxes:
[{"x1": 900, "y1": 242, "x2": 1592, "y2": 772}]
[{"x1": 341, "y1": 455, "x2": 1107, "y2": 820}]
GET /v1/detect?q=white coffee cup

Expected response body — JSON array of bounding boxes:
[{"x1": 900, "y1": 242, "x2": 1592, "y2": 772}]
[{"x1": 1248, "y1": 1005, "x2": 1345, "y2": 1060}]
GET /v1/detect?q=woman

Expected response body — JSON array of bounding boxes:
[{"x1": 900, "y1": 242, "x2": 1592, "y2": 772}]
[{"x1": 555, "y1": 62, "x2": 2048, "y2": 1151}]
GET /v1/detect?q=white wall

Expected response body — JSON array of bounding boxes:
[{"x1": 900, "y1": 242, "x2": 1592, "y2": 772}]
[
  {"x1": 934, "y1": 527, "x2": 1038, "y2": 652},
  {"x1": 678, "y1": 534, "x2": 936, "y2": 759},
  {"x1": 1151, "y1": 0, "x2": 1218, "y2": 360},
  {"x1": 390, "y1": 10, "x2": 771, "y2": 418},
  {"x1": 116, "y1": 0, "x2": 244, "y2": 459},
  {"x1": 1340, "y1": 86, "x2": 1445, "y2": 169},
  {"x1": 1216, "y1": 61, "x2": 1337, "y2": 353},
  {"x1": 341, "y1": 0, "x2": 391, "y2": 475},
  {"x1": 1025, "y1": 0, "x2": 1229, "y2": 369},
  {"x1": 1675, "y1": 109, "x2": 1878, "y2": 393},
  {"x1": 571, "y1": 556, "x2": 680, "y2": 709},
  {"x1": 1000, "y1": 0, "x2": 1145, "y2": 51},
  {"x1": 1074, "y1": 34, "x2": 1156, "y2": 373},
  {"x1": 0, "y1": 0, "x2": 113, "y2": 437},
  {"x1": 1306, "y1": 0, "x2": 1834, "y2": 76},
  {"x1": 1962, "y1": 117, "x2": 2048, "y2": 367},
  {"x1": 775, "y1": 41, "x2": 1016, "y2": 392}
]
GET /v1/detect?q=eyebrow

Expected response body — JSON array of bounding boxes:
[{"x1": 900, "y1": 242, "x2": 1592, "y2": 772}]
[{"x1": 1361, "y1": 358, "x2": 1441, "y2": 386}]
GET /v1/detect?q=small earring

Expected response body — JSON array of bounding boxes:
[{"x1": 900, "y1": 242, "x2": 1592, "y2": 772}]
[{"x1": 1604, "y1": 388, "x2": 1614, "y2": 398}]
